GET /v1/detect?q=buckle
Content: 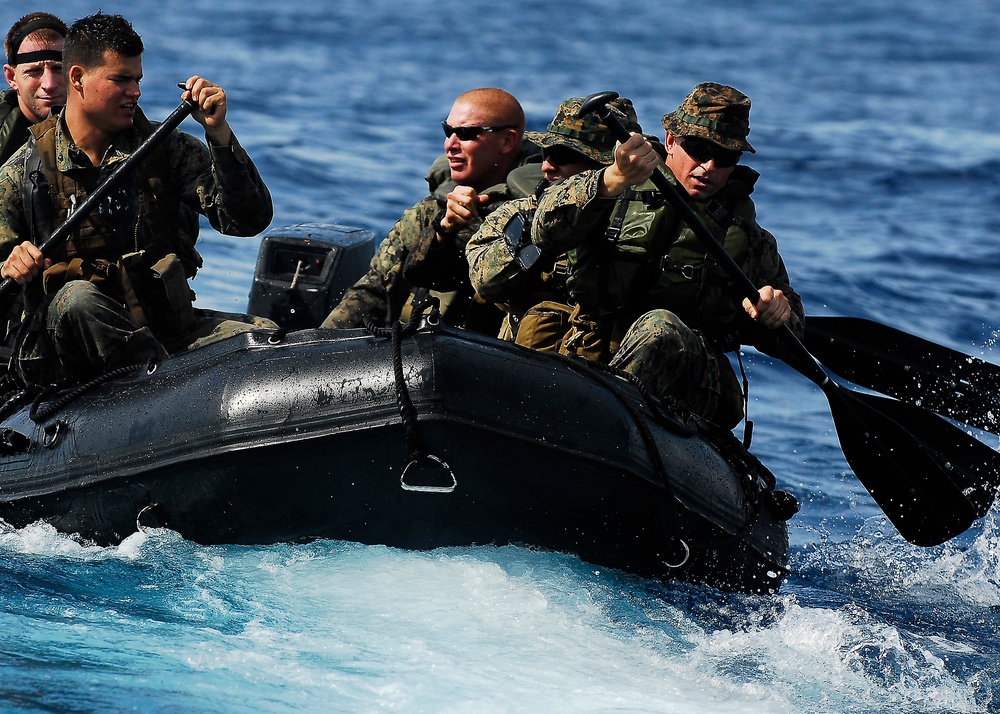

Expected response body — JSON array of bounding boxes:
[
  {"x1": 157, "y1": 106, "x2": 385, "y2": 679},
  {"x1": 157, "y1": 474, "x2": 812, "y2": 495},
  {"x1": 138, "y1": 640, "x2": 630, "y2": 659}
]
[{"x1": 660, "y1": 255, "x2": 697, "y2": 279}]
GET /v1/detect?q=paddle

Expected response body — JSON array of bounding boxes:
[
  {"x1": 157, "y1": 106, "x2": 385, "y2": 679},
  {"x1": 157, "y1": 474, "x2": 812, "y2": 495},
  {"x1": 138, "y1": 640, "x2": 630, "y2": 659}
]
[
  {"x1": 577, "y1": 91, "x2": 1000, "y2": 547},
  {"x1": 0, "y1": 93, "x2": 196, "y2": 301},
  {"x1": 805, "y1": 315, "x2": 1000, "y2": 435}
]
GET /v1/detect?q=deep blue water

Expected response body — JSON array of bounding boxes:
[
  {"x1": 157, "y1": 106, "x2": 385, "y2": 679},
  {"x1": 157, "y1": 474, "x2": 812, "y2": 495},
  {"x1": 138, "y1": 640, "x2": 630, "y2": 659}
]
[{"x1": 2, "y1": 0, "x2": 1000, "y2": 711}]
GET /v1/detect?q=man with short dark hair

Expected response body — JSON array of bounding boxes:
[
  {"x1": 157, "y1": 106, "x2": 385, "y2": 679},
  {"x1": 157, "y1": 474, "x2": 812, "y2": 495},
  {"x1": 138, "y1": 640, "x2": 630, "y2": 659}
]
[
  {"x1": 321, "y1": 87, "x2": 537, "y2": 332},
  {"x1": 0, "y1": 11, "x2": 273, "y2": 387}
]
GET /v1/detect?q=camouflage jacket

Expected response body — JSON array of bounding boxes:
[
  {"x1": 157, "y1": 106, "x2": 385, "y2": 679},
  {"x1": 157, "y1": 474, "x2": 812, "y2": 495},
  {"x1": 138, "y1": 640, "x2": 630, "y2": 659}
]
[
  {"x1": 0, "y1": 112, "x2": 273, "y2": 262},
  {"x1": 467, "y1": 192, "x2": 542, "y2": 304},
  {"x1": 322, "y1": 148, "x2": 541, "y2": 329},
  {"x1": 529, "y1": 166, "x2": 804, "y2": 355}
]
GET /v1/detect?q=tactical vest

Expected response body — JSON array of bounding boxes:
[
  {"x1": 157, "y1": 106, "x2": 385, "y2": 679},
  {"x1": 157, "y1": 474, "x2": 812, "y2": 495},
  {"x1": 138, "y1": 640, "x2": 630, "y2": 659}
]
[
  {"x1": 22, "y1": 110, "x2": 202, "y2": 298},
  {"x1": 566, "y1": 168, "x2": 758, "y2": 347}
]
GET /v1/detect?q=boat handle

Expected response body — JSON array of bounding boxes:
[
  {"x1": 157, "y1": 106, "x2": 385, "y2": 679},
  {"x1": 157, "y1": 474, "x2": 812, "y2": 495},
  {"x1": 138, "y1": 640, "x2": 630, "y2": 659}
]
[{"x1": 400, "y1": 454, "x2": 457, "y2": 493}]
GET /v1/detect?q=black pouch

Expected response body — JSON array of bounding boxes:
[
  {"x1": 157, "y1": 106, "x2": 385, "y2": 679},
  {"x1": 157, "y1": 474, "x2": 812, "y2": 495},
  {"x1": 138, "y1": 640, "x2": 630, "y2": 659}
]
[{"x1": 119, "y1": 252, "x2": 196, "y2": 343}]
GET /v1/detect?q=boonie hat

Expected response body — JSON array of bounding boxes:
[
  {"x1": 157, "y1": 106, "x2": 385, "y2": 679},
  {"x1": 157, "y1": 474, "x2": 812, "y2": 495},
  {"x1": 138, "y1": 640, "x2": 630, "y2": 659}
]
[
  {"x1": 661, "y1": 82, "x2": 755, "y2": 154},
  {"x1": 525, "y1": 96, "x2": 642, "y2": 165}
]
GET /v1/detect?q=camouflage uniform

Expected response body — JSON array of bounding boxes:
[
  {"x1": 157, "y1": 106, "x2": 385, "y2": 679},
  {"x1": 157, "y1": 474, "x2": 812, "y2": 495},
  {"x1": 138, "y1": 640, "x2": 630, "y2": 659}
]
[
  {"x1": 522, "y1": 84, "x2": 804, "y2": 427},
  {"x1": 0, "y1": 111, "x2": 274, "y2": 386},
  {"x1": 0, "y1": 90, "x2": 36, "y2": 366},
  {"x1": 321, "y1": 146, "x2": 540, "y2": 331},
  {"x1": 467, "y1": 96, "x2": 641, "y2": 339}
]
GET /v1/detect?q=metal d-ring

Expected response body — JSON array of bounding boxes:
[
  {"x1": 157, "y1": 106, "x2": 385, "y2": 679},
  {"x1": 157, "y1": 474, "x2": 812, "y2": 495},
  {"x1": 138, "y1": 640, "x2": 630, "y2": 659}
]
[
  {"x1": 662, "y1": 539, "x2": 691, "y2": 569},
  {"x1": 136, "y1": 503, "x2": 162, "y2": 533},
  {"x1": 400, "y1": 454, "x2": 457, "y2": 493},
  {"x1": 42, "y1": 420, "x2": 65, "y2": 449}
]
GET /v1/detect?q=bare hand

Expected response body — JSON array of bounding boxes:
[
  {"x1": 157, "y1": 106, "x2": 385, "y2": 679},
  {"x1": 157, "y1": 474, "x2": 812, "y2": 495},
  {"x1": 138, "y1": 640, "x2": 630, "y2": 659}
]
[
  {"x1": 0, "y1": 241, "x2": 49, "y2": 285},
  {"x1": 180, "y1": 75, "x2": 232, "y2": 146},
  {"x1": 743, "y1": 285, "x2": 791, "y2": 329},
  {"x1": 599, "y1": 133, "x2": 660, "y2": 197},
  {"x1": 438, "y1": 186, "x2": 488, "y2": 241}
]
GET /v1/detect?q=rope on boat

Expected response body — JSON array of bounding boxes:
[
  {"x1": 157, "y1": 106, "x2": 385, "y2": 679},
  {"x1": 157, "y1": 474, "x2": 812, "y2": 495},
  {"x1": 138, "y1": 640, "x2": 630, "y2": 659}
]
[
  {"x1": 363, "y1": 295, "x2": 456, "y2": 494},
  {"x1": 29, "y1": 361, "x2": 150, "y2": 423}
]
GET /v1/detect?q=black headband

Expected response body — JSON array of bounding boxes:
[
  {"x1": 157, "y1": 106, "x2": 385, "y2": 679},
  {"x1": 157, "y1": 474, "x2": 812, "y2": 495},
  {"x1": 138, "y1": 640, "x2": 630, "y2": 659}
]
[{"x1": 7, "y1": 18, "x2": 65, "y2": 66}]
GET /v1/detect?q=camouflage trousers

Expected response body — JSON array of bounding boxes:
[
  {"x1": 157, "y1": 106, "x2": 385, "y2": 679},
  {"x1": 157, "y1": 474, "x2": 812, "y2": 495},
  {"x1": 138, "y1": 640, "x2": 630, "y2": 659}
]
[
  {"x1": 610, "y1": 309, "x2": 744, "y2": 428},
  {"x1": 15, "y1": 280, "x2": 276, "y2": 387}
]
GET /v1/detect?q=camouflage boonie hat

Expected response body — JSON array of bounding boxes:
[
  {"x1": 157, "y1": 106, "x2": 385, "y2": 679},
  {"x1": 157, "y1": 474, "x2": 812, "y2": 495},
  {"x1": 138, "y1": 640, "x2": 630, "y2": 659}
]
[
  {"x1": 661, "y1": 82, "x2": 755, "y2": 153},
  {"x1": 525, "y1": 96, "x2": 642, "y2": 165}
]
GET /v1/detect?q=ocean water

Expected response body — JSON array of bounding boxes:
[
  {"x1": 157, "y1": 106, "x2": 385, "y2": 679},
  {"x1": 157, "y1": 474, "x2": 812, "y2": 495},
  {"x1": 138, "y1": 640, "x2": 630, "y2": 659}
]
[{"x1": 2, "y1": 0, "x2": 999, "y2": 711}]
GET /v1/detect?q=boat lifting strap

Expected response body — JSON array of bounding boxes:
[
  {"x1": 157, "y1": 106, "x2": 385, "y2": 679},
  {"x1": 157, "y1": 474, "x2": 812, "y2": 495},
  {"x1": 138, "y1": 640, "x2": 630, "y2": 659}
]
[{"x1": 381, "y1": 310, "x2": 457, "y2": 495}]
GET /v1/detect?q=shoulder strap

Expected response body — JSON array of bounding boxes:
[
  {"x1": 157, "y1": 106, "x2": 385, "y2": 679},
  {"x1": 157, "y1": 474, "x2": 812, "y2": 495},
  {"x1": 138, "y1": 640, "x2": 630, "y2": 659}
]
[{"x1": 20, "y1": 132, "x2": 54, "y2": 245}]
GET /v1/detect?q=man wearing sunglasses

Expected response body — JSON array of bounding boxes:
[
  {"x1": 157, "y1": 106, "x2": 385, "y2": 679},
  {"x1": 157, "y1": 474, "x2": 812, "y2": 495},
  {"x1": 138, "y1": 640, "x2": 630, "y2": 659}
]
[
  {"x1": 513, "y1": 83, "x2": 804, "y2": 430},
  {"x1": 466, "y1": 95, "x2": 642, "y2": 345},
  {"x1": 321, "y1": 88, "x2": 538, "y2": 332}
]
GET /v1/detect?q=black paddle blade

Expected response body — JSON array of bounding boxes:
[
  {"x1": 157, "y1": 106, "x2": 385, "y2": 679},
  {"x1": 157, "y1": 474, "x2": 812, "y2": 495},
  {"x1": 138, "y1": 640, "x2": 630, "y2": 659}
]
[
  {"x1": 824, "y1": 383, "x2": 1000, "y2": 546},
  {"x1": 806, "y1": 316, "x2": 1000, "y2": 435}
]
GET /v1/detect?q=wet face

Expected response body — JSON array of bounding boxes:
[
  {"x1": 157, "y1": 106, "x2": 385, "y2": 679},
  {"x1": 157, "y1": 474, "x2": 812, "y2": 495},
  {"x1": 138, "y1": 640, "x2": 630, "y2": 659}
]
[
  {"x1": 442, "y1": 99, "x2": 519, "y2": 189},
  {"x1": 664, "y1": 133, "x2": 738, "y2": 200},
  {"x1": 3, "y1": 37, "x2": 66, "y2": 123},
  {"x1": 70, "y1": 50, "x2": 142, "y2": 136}
]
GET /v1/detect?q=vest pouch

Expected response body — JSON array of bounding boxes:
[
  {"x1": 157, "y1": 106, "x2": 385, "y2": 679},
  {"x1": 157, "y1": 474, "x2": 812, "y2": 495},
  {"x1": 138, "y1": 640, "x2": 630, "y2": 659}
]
[
  {"x1": 41, "y1": 258, "x2": 112, "y2": 296},
  {"x1": 513, "y1": 300, "x2": 573, "y2": 352},
  {"x1": 558, "y1": 304, "x2": 611, "y2": 362},
  {"x1": 119, "y1": 252, "x2": 196, "y2": 344}
]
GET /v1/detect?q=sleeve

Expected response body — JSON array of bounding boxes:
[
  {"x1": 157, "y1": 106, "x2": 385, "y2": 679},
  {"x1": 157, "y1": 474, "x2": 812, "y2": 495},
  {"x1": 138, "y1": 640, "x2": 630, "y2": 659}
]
[
  {"x1": 400, "y1": 206, "x2": 479, "y2": 292},
  {"x1": 743, "y1": 224, "x2": 805, "y2": 354},
  {"x1": 399, "y1": 182, "x2": 517, "y2": 293},
  {"x1": 531, "y1": 169, "x2": 617, "y2": 256},
  {"x1": 466, "y1": 199, "x2": 532, "y2": 303},
  {"x1": 322, "y1": 198, "x2": 438, "y2": 328},
  {"x1": 171, "y1": 131, "x2": 273, "y2": 237}
]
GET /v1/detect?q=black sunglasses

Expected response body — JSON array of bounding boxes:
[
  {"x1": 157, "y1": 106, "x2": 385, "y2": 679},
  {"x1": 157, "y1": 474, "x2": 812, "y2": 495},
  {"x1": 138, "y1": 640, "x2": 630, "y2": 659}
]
[
  {"x1": 441, "y1": 122, "x2": 517, "y2": 141},
  {"x1": 541, "y1": 144, "x2": 593, "y2": 167},
  {"x1": 677, "y1": 136, "x2": 742, "y2": 168}
]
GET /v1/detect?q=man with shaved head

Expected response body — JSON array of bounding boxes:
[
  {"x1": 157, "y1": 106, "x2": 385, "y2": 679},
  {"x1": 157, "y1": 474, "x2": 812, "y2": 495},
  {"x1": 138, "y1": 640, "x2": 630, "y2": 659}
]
[{"x1": 321, "y1": 88, "x2": 539, "y2": 331}]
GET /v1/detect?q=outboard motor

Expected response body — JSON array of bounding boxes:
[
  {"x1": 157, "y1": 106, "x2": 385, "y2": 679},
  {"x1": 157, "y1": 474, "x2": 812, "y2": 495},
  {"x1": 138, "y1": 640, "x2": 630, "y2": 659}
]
[{"x1": 247, "y1": 223, "x2": 376, "y2": 329}]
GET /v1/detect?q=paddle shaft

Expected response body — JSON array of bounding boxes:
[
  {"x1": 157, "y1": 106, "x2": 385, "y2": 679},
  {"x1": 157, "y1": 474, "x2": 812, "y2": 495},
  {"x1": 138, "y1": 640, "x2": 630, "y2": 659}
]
[{"x1": 0, "y1": 98, "x2": 195, "y2": 301}]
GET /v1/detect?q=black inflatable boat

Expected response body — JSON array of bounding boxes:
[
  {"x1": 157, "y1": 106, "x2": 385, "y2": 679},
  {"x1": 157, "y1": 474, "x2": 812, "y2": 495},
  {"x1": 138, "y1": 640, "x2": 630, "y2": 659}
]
[{"x1": 0, "y1": 224, "x2": 796, "y2": 593}]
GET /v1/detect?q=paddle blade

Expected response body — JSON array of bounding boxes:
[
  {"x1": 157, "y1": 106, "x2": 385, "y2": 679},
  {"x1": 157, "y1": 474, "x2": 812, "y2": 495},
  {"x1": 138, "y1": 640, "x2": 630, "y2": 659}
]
[
  {"x1": 824, "y1": 385, "x2": 1000, "y2": 546},
  {"x1": 806, "y1": 316, "x2": 1000, "y2": 435}
]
